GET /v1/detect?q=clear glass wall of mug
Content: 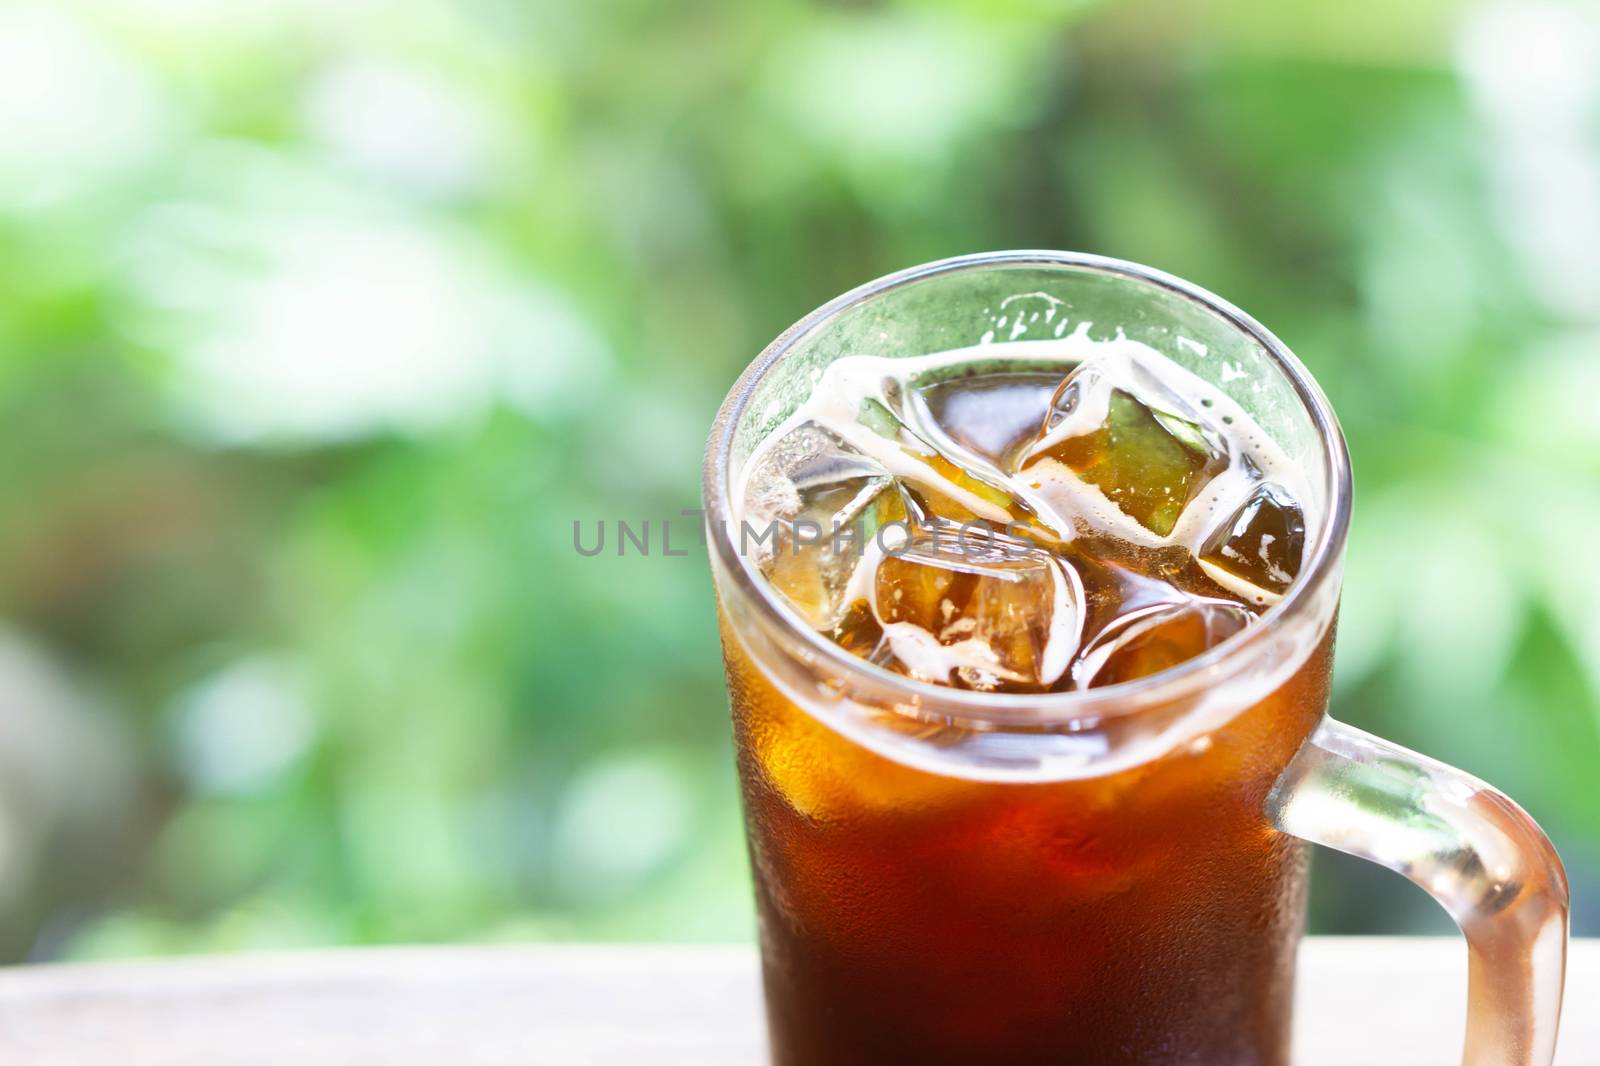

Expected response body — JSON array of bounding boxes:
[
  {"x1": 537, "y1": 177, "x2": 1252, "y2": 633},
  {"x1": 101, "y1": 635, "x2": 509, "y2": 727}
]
[{"x1": 704, "y1": 252, "x2": 1568, "y2": 1066}]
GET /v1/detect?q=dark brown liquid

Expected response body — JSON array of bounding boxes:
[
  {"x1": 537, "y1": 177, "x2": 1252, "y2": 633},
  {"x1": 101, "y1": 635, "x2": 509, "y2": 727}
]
[
  {"x1": 726, "y1": 346, "x2": 1329, "y2": 1064},
  {"x1": 723, "y1": 619, "x2": 1333, "y2": 1066}
]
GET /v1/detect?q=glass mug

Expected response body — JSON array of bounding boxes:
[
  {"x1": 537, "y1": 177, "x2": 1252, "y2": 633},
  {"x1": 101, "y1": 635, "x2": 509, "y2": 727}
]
[{"x1": 703, "y1": 252, "x2": 1568, "y2": 1066}]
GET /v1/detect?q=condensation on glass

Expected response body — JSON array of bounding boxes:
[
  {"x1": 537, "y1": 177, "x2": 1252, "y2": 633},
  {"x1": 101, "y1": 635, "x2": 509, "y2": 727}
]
[{"x1": 705, "y1": 252, "x2": 1568, "y2": 1066}]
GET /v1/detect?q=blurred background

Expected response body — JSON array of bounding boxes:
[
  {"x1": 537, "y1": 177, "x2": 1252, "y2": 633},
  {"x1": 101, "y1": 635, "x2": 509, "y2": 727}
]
[{"x1": 0, "y1": 0, "x2": 1596, "y2": 964}]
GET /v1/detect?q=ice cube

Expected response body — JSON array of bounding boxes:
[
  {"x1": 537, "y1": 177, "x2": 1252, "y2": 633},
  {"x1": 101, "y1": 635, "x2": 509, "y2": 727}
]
[
  {"x1": 1016, "y1": 356, "x2": 1230, "y2": 538},
  {"x1": 870, "y1": 528, "x2": 1083, "y2": 691},
  {"x1": 1070, "y1": 600, "x2": 1252, "y2": 689},
  {"x1": 741, "y1": 422, "x2": 910, "y2": 630},
  {"x1": 895, "y1": 450, "x2": 1051, "y2": 537},
  {"x1": 825, "y1": 368, "x2": 1032, "y2": 532},
  {"x1": 825, "y1": 599, "x2": 898, "y2": 667},
  {"x1": 1198, "y1": 482, "x2": 1306, "y2": 601},
  {"x1": 858, "y1": 399, "x2": 1032, "y2": 532},
  {"x1": 906, "y1": 371, "x2": 1063, "y2": 472},
  {"x1": 742, "y1": 422, "x2": 881, "y2": 524}
]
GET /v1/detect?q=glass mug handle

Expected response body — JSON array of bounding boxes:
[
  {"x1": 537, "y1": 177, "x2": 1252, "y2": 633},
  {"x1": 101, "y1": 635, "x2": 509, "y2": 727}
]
[{"x1": 1268, "y1": 718, "x2": 1570, "y2": 1066}]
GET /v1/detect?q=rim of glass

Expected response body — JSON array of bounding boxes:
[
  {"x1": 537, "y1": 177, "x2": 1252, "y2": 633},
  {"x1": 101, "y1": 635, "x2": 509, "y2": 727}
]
[{"x1": 705, "y1": 250, "x2": 1352, "y2": 721}]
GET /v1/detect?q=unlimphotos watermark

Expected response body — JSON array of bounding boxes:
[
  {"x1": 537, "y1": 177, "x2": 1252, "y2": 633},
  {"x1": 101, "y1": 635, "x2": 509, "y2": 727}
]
[{"x1": 571, "y1": 511, "x2": 1036, "y2": 559}]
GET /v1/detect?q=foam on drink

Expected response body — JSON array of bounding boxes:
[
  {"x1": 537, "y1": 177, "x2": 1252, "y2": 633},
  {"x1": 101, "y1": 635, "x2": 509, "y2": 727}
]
[{"x1": 736, "y1": 324, "x2": 1312, "y2": 693}]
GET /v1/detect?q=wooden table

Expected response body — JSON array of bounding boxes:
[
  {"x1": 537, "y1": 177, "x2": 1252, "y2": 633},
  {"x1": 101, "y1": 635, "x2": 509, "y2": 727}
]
[{"x1": 0, "y1": 938, "x2": 1594, "y2": 1064}]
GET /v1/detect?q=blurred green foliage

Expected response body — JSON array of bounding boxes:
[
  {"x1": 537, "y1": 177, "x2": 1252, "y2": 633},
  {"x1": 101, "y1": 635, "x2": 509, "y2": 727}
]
[{"x1": 0, "y1": 0, "x2": 1596, "y2": 961}]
